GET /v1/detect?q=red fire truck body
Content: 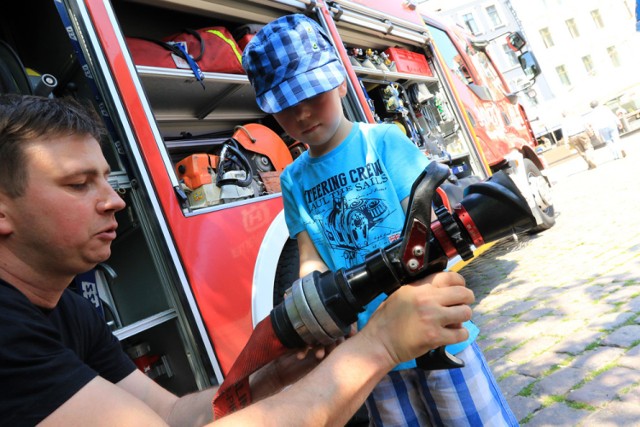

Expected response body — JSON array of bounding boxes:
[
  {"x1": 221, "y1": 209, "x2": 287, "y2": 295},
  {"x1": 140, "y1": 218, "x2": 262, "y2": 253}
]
[{"x1": 0, "y1": 0, "x2": 552, "y2": 394}]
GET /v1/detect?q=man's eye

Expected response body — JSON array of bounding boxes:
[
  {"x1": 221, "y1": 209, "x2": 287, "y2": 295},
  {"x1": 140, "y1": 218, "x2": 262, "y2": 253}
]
[{"x1": 69, "y1": 183, "x2": 88, "y2": 190}]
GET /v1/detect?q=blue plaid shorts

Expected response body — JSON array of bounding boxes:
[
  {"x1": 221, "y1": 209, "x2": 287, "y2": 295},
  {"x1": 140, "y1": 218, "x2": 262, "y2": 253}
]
[{"x1": 365, "y1": 342, "x2": 518, "y2": 426}]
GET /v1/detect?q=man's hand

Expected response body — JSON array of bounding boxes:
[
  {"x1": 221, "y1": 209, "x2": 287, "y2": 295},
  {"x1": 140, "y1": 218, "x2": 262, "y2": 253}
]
[
  {"x1": 250, "y1": 339, "x2": 343, "y2": 400},
  {"x1": 358, "y1": 271, "x2": 473, "y2": 368}
]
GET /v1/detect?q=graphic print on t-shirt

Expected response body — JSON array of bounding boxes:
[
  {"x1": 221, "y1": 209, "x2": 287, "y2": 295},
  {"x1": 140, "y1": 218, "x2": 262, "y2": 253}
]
[{"x1": 303, "y1": 159, "x2": 402, "y2": 267}]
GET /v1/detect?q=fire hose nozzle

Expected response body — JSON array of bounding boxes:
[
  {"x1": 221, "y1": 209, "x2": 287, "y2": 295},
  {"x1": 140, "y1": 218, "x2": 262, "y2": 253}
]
[{"x1": 271, "y1": 162, "x2": 536, "y2": 370}]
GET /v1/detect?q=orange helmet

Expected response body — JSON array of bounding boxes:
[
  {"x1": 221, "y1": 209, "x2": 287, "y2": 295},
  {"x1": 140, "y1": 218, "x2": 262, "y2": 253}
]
[{"x1": 231, "y1": 123, "x2": 293, "y2": 171}]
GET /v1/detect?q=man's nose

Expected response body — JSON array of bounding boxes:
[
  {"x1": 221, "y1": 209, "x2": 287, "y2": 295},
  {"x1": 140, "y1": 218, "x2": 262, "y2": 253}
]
[{"x1": 98, "y1": 182, "x2": 126, "y2": 213}]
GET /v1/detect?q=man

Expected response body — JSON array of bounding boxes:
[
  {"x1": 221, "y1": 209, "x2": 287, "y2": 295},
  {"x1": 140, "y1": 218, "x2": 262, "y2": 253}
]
[
  {"x1": 561, "y1": 110, "x2": 597, "y2": 169},
  {"x1": 586, "y1": 100, "x2": 627, "y2": 160},
  {"x1": 0, "y1": 94, "x2": 474, "y2": 426},
  {"x1": 616, "y1": 107, "x2": 629, "y2": 133}
]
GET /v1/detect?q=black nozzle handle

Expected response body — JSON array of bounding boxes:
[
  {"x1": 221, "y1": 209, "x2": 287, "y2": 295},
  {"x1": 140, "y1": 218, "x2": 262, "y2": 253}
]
[
  {"x1": 416, "y1": 346, "x2": 465, "y2": 370},
  {"x1": 402, "y1": 162, "x2": 451, "y2": 244},
  {"x1": 399, "y1": 162, "x2": 452, "y2": 279}
]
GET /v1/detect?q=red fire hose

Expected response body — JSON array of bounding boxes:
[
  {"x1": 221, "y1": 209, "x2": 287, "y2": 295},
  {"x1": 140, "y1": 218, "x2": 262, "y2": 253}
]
[{"x1": 212, "y1": 316, "x2": 288, "y2": 418}]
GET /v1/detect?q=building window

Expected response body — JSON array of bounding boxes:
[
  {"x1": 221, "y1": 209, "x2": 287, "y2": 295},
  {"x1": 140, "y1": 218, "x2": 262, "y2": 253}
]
[
  {"x1": 462, "y1": 13, "x2": 480, "y2": 35},
  {"x1": 566, "y1": 18, "x2": 580, "y2": 38},
  {"x1": 607, "y1": 46, "x2": 621, "y2": 67},
  {"x1": 539, "y1": 27, "x2": 554, "y2": 48},
  {"x1": 591, "y1": 10, "x2": 604, "y2": 28},
  {"x1": 556, "y1": 65, "x2": 571, "y2": 86},
  {"x1": 486, "y1": 5, "x2": 503, "y2": 28},
  {"x1": 502, "y1": 44, "x2": 519, "y2": 66},
  {"x1": 582, "y1": 55, "x2": 595, "y2": 75}
]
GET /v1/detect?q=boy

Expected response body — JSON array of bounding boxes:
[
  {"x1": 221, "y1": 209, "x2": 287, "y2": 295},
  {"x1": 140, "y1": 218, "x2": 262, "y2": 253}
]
[{"x1": 242, "y1": 14, "x2": 518, "y2": 426}]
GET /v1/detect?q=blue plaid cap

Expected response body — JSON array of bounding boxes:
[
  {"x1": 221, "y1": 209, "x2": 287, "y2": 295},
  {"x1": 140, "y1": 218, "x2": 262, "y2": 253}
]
[{"x1": 242, "y1": 14, "x2": 346, "y2": 114}]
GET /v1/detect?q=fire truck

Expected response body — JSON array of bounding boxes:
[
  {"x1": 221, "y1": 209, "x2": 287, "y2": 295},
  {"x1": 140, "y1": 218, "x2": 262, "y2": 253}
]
[{"x1": 0, "y1": 0, "x2": 552, "y2": 395}]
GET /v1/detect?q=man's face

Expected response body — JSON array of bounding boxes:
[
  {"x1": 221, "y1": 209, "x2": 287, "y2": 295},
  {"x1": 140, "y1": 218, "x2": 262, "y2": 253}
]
[{"x1": 0, "y1": 134, "x2": 126, "y2": 278}]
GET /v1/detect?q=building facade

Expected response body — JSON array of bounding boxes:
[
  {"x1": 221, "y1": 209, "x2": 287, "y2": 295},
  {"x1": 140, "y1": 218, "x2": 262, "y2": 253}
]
[{"x1": 419, "y1": 0, "x2": 640, "y2": 139}]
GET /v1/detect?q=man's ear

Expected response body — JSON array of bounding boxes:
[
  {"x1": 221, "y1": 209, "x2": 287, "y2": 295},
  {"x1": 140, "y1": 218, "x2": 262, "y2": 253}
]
[{"x1": 0, "y1": 196, "x2": 14, "y2": 236}]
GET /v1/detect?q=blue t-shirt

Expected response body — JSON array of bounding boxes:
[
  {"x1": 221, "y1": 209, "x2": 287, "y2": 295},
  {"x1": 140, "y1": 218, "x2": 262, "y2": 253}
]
[{"x1": 281, "y1": 122, "x2": 478, "y2": 368}]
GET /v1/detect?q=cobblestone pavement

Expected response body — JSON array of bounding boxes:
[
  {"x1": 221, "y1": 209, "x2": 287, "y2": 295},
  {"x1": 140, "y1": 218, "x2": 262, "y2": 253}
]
[{"x1": 459, "y1": 133, "x2": 640, "y2": 426}]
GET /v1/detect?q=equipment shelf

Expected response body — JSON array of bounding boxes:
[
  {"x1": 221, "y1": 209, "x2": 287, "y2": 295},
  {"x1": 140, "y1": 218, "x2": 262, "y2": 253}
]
[
  {"x1": 351, "y1": 65, "x2": 438, "y2": 85},
  {"x1": 114, "y1": 309, "x2": 178, "y2": 340},
  {"x1": 136, "y1": 66, "x2": 263, "y2": 122}
]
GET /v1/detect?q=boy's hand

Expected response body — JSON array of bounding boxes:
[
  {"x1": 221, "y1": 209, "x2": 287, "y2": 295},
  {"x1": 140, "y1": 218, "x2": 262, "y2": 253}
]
[
  {"x1": 358, "y1": 271, "x2": 473, "y2": 367},
  {"x1": 249, "y1": 347, "x2": 322, "y2": 400},
  {"x1": 250, "y1": 327, "x2": 355, "y2": 399},
  {"x1": 294, "y1": 335, "x2": 343, "y2": 361}
]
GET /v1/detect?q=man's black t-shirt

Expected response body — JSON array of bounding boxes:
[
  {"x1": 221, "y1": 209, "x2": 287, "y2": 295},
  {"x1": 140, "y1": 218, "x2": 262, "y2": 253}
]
[{"x1": 0, "y1": 279, "x2": 136, "y2": 426}]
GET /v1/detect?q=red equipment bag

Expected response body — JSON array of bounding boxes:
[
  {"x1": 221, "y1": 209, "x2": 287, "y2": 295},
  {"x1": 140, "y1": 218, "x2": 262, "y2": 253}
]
[
  {"x1": 232, "y1": 23, "x2": 264, "y2": 51},
  {"x1": 125, "y1": 37, "x2": 180, "y2": 69},
  {"x1": 126, "y1": 27, "x2": 245, "y2": 74},
  {"x1": 165, "y1": 27, "x2": 245, "y2": 74}
]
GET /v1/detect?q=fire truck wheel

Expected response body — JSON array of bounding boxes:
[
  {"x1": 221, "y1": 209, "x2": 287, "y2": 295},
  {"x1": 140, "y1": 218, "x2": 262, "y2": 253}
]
[
  {"x1": 273, "y1": 238, "x2": 300, "y2": 306},
  {"x1": 524, "y1": 158, "x2": 555, "y2": 233}
]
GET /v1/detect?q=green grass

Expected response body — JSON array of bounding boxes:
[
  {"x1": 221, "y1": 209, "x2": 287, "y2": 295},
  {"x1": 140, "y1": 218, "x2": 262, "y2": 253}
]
[
  {"x1": 566, "y1": 400, "x2": 596, "y2": 411},
  {"x1": 572, "y1": 362, "x2": 617, "y2": 390},
  {"x1": 518, "y1": 381, "x2": 535, "y2": 397},
  {"x1": 583, "y1": 340, "x2": 601, "y2": 352},
  {"x1": 541, "y1": 395, "x2": 564, "y2": 406},
  {"x1": 498, "y1": 370, "x2": 516, "y2": 381}
]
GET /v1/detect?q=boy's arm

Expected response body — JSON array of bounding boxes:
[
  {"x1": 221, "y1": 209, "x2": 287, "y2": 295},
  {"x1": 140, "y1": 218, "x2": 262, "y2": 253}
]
[{"x1": 297, "y1": 231, "x2": 328, "y2": 277}]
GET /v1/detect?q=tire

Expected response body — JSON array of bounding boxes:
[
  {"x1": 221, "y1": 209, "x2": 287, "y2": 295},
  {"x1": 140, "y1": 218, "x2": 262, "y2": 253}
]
[
  {"x1": 524, "y1": 158, "x2": 555, "y2": 233},
  {"x1": 273, "y1": 238, "x2": 299, "y2": 306}
]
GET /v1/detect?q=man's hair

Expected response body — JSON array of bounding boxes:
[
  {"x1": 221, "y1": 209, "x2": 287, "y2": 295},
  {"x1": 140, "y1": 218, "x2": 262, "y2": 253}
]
[{"x1": 0, "y1": 94, "x2": 105, "y2": 197}]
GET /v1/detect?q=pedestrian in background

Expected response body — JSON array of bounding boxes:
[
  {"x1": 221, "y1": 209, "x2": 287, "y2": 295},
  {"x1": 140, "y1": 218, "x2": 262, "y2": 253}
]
[
  {"x1": 561, "y1": 110, "x2": 597, "y2": 169},
  {"x1": 616, "y1": 107, "x2": 630, "y2": 133},
  {"x1": 587, "y1": 100, "x2": 627, "y2": 160}
]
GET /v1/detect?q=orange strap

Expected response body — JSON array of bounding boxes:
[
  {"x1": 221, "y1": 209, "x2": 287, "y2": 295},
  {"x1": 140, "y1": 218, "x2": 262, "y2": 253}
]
[{"x1": 206, "y1": 29, "x2": 243, "y2": 64}]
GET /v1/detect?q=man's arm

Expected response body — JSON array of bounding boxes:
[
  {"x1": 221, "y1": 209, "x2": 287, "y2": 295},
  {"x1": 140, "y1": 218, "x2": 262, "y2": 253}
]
[
  {"x1": 41, "y1": 352, "x2": 326, "y2": 427},
  {"x1": 40, "y1": 369, "x2": 217, "y2": 427},
  {"x1": 118, "y1": 369, "x2": 215, "y2": 426},
  {"x1": 39, "y1": 374, "x2": 170, "y2": 426},
  {"x1": 42, "y1": 271, "x2": 472, "y2": 427},
  {"x1": 213, "y1": 271, "x2": 473, "y2": 427}
]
